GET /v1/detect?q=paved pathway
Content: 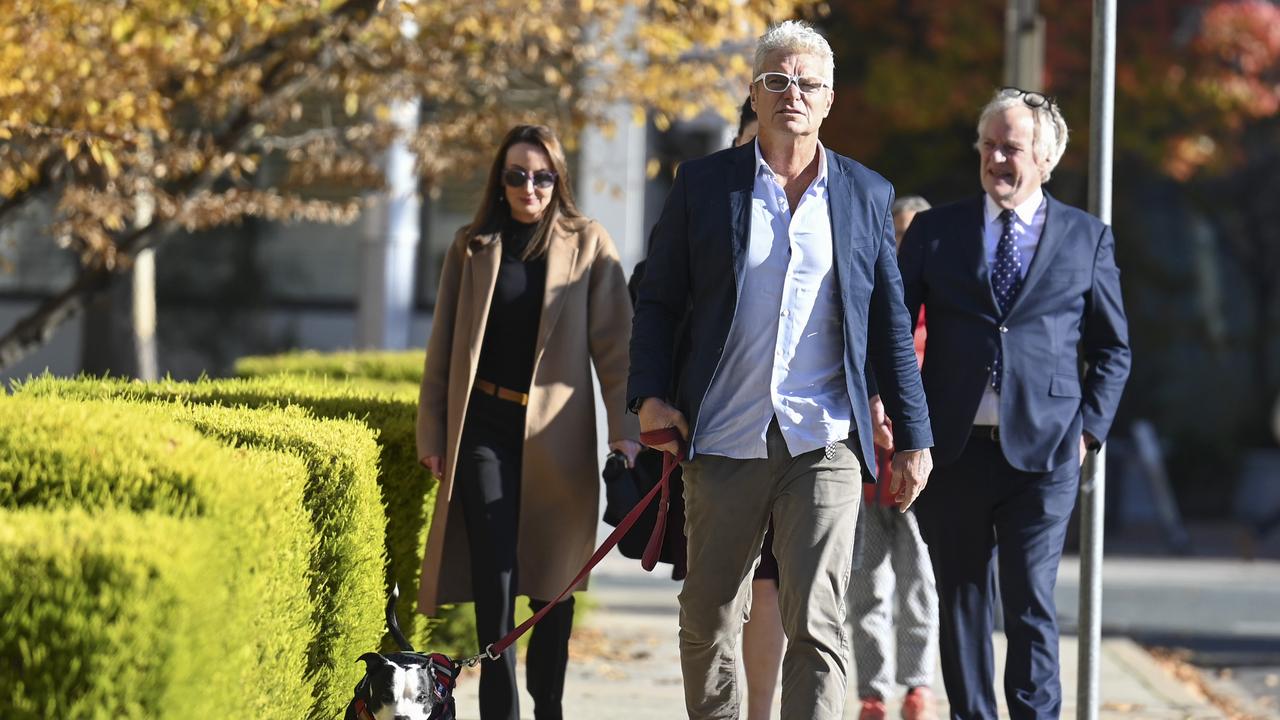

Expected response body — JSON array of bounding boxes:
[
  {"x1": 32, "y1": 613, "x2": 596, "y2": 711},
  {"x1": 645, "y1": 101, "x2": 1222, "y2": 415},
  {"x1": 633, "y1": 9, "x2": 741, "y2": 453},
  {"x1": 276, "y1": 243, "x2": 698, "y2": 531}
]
[{"x1": 451, "y1": 552, "x2": 1234, "y2": 719}]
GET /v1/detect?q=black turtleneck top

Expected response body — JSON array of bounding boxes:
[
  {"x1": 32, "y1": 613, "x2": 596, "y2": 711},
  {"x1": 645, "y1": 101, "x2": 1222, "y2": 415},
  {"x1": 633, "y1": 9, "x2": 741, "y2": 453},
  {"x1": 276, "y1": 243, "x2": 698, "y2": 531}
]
[{"x1": 475, "y1": 216, "x2": 547, "y2": 393}]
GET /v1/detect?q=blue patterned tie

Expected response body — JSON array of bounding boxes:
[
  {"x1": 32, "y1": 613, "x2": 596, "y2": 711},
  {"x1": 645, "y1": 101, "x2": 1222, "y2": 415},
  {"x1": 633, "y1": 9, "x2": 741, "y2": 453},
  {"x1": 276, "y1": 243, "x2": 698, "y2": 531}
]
[{"x1": 991, "y1": 209, "x2": 1024, "y2": 392}]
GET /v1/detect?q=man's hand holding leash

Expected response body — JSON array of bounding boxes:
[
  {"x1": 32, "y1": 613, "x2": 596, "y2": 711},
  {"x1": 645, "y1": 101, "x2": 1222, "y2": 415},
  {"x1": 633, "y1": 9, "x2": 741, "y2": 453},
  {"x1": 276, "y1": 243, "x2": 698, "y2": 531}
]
[{"x1": 638, "y1": 397, "x2": 689, "y2": 456}]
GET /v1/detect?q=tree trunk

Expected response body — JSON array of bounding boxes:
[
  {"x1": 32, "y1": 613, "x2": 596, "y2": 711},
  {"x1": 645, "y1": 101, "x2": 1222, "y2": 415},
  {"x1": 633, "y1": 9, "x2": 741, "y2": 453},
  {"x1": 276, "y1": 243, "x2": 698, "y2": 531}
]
[
  {"x1": 79, "y1": 270, "x2": 134, "y2": 377},
  {"x1": 131, "y1": 248, "x2": 158, "y2": 381}
]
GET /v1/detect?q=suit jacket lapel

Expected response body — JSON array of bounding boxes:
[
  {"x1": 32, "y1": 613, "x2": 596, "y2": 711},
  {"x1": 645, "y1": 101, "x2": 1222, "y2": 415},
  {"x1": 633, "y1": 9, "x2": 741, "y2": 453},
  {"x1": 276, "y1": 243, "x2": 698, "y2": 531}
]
[
  {"x1": 536, "y1": 222, "x2": 578, "y2": 360},
  {"x1": 826, "y1": 148, "x2": 854, "y2": 282},
  {"x1": 1010, "y1": 192, "x2": 1070, "y2": 315},
  {"x1": 964, "y1": 195, "x2": 1001, "y2": 315},
  {"x1": 467, "y1": 232, "x2": 501, "y2": 353},
  {"x1": 728, "y1": 143, "x2": 755, "y2": 294}
]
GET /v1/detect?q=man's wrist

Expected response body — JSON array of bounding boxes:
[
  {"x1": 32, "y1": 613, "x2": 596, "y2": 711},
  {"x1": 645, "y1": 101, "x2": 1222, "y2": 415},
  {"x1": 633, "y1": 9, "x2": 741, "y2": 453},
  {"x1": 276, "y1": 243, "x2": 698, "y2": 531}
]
[{"x1": 628, "y1": 396, "x2": 649, "y2": 414}]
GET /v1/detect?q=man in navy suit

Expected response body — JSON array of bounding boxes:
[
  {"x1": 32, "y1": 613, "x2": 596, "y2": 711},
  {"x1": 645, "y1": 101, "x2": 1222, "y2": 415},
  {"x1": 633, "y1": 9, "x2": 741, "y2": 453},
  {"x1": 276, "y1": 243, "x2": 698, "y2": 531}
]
[
  {"x1": 898, "y1": 88, "x2": 1131, "y2": 719},
  {"x1": 628, "y1": 21, "x2": 934, "y2": 720}
]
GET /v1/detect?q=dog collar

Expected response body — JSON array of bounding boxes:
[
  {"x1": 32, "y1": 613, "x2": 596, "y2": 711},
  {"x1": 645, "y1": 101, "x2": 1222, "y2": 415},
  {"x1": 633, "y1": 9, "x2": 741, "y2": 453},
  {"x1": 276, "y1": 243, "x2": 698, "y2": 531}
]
[{"x1": 353, "y1": 698, "x2": 377, "y2": 720}]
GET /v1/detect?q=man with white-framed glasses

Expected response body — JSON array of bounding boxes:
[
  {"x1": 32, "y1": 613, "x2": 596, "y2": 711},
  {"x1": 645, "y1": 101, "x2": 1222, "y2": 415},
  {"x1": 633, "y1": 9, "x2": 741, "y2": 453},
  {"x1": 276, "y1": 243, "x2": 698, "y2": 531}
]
[{"x1": 630, "y1": 19, "x2": 933, "y2": 720}]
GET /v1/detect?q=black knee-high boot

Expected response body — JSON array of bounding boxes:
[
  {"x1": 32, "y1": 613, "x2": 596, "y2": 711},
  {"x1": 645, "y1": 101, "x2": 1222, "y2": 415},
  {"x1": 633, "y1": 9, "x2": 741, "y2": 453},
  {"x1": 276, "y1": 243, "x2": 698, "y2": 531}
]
[{"x1": 525, "y1": 596, "x2": 575, "y2": 720}]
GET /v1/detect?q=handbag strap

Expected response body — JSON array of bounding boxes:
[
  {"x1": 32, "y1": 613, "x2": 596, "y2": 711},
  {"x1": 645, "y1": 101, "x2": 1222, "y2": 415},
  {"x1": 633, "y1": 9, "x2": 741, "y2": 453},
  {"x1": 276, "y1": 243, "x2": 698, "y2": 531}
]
[{"x1": 484, "y1": 428, "x2": 686, "y2": 659}]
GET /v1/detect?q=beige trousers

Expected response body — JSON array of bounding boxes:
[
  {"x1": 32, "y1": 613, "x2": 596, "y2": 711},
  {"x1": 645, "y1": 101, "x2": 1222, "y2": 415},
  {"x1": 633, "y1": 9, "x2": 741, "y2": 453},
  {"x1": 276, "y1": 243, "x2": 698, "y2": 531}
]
[{"x1": 678, "y1": 421, "x2": 863, "y2": 720}]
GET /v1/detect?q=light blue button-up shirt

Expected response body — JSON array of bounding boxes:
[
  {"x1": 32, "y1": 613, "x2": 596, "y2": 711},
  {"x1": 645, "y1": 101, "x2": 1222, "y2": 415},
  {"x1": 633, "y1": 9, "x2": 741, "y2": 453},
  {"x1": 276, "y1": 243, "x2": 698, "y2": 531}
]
[{"x1": 695, "y1": 140, "x2": 852, "y2": 459}]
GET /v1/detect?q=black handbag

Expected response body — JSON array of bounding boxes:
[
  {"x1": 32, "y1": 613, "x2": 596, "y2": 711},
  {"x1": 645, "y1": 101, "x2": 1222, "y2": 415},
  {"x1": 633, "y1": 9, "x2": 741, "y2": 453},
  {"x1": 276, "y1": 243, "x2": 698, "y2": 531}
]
[{"x1": 602, "y1": 448, "x2": 687, "y2": 580}]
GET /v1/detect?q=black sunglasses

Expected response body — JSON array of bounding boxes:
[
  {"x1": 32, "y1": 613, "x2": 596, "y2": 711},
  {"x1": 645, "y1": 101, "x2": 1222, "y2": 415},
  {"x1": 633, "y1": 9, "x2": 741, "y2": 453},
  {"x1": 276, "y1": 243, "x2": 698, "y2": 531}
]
[
  {"x1": 1000, "y1": 86, "x2": 1057, "y2": 110},
  {"x1": 502, "y1": 168, "x2": 557, "y2": 189}
]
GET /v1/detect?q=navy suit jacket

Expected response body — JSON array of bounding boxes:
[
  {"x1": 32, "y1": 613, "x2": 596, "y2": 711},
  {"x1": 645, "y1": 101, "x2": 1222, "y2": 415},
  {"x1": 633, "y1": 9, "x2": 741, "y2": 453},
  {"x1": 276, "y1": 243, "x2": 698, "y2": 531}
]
[
  {"x1": 898, "y1": 193, "x2": 1131, "y2": 472},
  {"x1": 628, "y1": 142, "x2": 932, "y2": 475}
]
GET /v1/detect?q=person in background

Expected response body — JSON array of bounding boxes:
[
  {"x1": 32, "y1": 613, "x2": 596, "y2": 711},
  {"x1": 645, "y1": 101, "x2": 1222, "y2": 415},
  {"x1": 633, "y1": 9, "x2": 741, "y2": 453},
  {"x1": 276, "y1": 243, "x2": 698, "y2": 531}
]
[
  {"x1": 890, "y1": 196, "x2": 931, "y2": 367},
  {"x1": 899, "y1": 88, "x2": 1131, "y2": 719},
  {"x1": 415, "y1": 124, "x2": 640, "y2": 720},
  {"x1": 852, "y1": 195, "x2": 939, "y2": 720},
  {"x1": 630, "y1": 21, "x2": 933, "y2": 719}
]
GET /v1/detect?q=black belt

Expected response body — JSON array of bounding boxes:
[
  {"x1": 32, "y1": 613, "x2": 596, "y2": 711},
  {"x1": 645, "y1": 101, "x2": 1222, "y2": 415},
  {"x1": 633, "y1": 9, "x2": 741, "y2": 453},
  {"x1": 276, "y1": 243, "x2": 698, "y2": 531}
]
[{"x1": 972, "y1": 425, "x2": 1000, "y2": 443}]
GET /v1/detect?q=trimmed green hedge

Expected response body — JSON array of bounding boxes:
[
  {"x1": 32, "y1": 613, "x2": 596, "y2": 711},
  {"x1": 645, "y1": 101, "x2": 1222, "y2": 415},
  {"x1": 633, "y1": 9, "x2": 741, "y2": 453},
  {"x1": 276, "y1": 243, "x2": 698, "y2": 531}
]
[
  {"x1": 15, "y1": 374, "x2": 436, "y2": 651},
  {"x1": 230, "y1": 349, "x2": 570, "y2": 658},
  {"x1": 169, "y1": 402, "x2": 385, "y2": 719},
  {"x1": 235, "y1": 349, "x2": 425, "y2": 384},
  {"x1": 0, "y1": 508, "x2": 225, "y2": 717},
  {"x1": 0, "y1": 398, "x2": 314, "y2": 719}
]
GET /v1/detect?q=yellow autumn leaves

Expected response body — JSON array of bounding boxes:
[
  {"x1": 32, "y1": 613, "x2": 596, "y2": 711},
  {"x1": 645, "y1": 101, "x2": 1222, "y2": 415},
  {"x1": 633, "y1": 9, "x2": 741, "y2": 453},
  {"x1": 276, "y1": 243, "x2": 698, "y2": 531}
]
[{"x1": 0, "y1": 0, "x2": 821, "y2": 267}]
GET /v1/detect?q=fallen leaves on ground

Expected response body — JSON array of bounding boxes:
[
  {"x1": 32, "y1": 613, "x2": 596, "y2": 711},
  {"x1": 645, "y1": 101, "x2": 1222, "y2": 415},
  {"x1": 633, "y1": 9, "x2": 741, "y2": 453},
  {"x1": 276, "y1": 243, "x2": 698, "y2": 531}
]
[
  {"x1": 1148, "y1": 647, "x2": 1266, "y2": 720},
  {"x1": 569, "y1": 626, "x2": 660, "y2": 663}
]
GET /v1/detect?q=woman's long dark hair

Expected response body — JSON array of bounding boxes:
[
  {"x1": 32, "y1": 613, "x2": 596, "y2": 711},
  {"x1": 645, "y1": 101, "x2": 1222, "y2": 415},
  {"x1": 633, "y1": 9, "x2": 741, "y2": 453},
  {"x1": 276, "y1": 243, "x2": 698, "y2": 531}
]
[{"x1": 468, "y1": 124, "x2": 581, "y2": 260}]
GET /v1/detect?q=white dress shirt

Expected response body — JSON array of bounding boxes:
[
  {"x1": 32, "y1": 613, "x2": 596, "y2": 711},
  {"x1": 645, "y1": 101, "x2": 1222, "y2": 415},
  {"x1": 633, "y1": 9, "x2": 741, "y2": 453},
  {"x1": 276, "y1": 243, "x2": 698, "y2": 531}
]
[
  {"x1": 695, "y1": 140, "x2": 852, "y2": 459},
  {"x1": 973, "y1": 188, "x2": 1047, "y2": 426}
]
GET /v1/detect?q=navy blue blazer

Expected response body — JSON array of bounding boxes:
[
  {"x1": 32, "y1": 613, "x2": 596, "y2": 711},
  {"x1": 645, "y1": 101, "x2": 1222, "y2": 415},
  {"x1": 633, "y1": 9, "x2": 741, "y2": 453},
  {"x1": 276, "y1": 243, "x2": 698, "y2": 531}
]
[
  {"x1": 898, "y1": 193, "x2": 1131, "y2": 473},
  {"x1": 628, "y1": 142, "x2": 933, "y2": 474}
]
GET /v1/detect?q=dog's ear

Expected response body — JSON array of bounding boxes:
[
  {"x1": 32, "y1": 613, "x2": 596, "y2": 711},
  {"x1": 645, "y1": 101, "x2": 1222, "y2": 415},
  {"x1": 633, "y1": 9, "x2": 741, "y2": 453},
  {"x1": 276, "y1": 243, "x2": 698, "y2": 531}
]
[{"x1": 357, "y1": 652, "x2": 392, "y2": 671}]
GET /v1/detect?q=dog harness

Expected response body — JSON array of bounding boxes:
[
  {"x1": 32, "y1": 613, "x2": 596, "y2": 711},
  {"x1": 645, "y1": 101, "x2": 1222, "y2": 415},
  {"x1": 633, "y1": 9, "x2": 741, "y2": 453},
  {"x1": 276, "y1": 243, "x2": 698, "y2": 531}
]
[
  {"x1": 350, "y1": 652, "x2": 460, "y2": 720},
  {"x1": 351, "y1": 697, "x2": 376, "y2": 720}
]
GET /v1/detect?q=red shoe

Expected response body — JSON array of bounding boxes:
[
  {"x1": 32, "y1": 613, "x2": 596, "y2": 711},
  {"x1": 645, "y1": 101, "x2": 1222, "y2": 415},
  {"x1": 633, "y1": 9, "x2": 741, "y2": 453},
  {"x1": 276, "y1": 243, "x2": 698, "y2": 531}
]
[
  {"x1": 858, "y1": 697, "x2": 887, "y2": 720},
  {"x1": 901, "y1": 687, "x2": 939, "y2": 720}
]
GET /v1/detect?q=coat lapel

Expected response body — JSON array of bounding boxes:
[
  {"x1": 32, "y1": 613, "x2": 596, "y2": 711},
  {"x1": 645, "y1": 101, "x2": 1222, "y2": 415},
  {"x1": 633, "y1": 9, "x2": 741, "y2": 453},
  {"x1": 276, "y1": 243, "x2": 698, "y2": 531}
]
[
  {"x1": 728, "y1": 143, "x2": 755, "y2": 295},
  {"x1": 536, "y1": 222, "x2": 578, "y2": 361},
  {"x1": 826, "y1": 148, "x2": 853, "y2": 282},
  {"x1": 466, "y1": 232, "x2": 501, "y2": 354},
  {"x1": 1009, "y1": 192, "x2": 1071, "y2": 315},
  {"x1": 964, "y1": 195, "x2": 1001, "y2": 316}
]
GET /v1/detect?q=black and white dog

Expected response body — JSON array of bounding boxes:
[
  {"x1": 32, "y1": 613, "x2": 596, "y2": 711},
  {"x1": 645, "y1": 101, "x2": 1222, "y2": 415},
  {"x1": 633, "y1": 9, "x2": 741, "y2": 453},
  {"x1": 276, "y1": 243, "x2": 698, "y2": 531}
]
[{"x1": 345, "y1": 586, "x2": 458, "y2": 720}]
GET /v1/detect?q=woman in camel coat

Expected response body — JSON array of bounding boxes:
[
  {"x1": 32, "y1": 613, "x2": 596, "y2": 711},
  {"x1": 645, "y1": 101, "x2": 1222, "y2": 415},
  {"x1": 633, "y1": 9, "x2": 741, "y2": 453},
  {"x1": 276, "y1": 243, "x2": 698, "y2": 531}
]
[{"x1": 415, "y1": 124, "x2": 639, "y2": 720}]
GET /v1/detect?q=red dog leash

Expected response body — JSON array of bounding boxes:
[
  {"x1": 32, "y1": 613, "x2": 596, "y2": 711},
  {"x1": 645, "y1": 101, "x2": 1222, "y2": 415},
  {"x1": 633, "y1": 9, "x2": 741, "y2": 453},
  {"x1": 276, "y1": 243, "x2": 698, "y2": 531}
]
[
  {"x1": 638, "y1": 428, "x2": 685, "y2": 571},
  {"x1": 469, "y1": 428, "x2": 687, "y2": 664}
]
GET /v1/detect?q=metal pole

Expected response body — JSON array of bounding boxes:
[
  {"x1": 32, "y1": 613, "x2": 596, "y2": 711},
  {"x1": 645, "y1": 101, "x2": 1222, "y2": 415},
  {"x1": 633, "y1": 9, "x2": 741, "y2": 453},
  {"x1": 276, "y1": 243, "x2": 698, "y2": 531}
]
[
  {"x1": 357, "y1": 2, "x2": 420, "y2": 350},
  {"x1": 1088, "y1": 0, "x2": 1115, "y2": 225},
  {"x1": 1080, "y1": 1, "x2": 1115, "y2": 718},
  {"x1": 1004, "y1": 0, "x2": 1044, "y2": 90}
]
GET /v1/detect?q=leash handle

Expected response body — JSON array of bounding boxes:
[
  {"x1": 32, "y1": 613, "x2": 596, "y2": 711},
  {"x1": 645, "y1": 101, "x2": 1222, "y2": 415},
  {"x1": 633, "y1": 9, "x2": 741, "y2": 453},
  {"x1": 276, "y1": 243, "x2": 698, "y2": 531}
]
[
  {"x1": 487, "y1": 428, "x2": 686, "y2": 657},
  {"x1": 638, "y1": 428, "x2": 686, "y2": 571}
]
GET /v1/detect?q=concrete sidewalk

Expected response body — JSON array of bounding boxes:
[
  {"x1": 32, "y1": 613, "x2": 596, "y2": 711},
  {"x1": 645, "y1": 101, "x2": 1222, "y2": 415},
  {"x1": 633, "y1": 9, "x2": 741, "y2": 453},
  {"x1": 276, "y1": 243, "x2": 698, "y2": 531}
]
[{"x1": 451, "y1": 551, "x2": 1230, "y2": 719}]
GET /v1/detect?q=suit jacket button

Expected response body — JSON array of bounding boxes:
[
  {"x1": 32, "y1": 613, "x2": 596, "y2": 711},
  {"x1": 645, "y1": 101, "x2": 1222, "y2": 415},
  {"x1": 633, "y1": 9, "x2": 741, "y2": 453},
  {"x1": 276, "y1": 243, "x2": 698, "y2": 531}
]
[{"x1": 999, "y1": 325, "x2": 1009, "y2": 333}]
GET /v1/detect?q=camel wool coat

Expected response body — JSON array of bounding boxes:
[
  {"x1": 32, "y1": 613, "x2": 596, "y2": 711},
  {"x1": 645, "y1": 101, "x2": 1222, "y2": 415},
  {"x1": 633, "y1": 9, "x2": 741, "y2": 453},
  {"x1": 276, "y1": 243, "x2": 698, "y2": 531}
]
[{"x1": 415, "y1": 215, "x2": 638, "y2": 614}]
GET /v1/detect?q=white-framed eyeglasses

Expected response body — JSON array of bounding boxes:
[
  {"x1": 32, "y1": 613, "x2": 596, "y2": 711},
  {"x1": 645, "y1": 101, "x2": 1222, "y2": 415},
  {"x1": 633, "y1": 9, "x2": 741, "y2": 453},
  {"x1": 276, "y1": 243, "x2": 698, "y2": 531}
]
[{"x1": 753, "y1": 72, "x2": 830, "y2": 95}]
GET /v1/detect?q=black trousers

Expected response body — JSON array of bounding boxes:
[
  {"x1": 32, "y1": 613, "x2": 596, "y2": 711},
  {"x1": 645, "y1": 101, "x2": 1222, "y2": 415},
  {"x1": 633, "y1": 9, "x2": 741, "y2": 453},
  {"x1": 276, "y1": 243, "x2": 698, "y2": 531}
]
[
  {"x1": 914, "y1": 434, "x2": 1078, "y2": 720},
  {"x1": 457, "y1": 390, "x2": 575, "y2": 720}
]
